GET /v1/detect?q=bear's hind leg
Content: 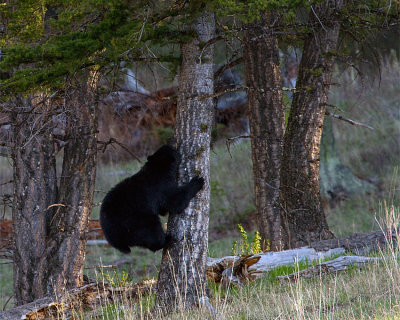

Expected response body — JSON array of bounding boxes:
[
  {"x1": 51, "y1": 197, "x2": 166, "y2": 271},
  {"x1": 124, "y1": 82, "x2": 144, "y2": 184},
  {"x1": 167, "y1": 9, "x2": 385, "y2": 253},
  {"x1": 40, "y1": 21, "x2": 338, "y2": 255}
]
[{"x1": 132, "y1": 215, "x2": 168, "y2": 252}]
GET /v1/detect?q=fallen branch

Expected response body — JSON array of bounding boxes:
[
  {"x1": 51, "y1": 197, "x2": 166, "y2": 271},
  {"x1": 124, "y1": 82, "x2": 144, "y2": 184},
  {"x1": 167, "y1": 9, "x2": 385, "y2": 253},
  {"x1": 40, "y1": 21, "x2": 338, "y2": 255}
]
[
  {"x1": 207, "y1": 247, "x2": 345, "y2": 286},
  {"x1": 310, "y1": 229, "x2": 398, "y2": 255},
  {"x1": 0, "y1": 279, "x2": 156, "y2": 320},
  {"x1": 276, "y1": 255, "x2": 380, "y2": 281}
]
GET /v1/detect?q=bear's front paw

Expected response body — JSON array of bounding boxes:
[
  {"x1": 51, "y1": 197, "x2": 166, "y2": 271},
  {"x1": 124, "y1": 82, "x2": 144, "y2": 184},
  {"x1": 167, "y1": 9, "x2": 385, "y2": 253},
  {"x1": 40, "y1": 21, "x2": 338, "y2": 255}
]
[
  {"x1": 165, "y1": 233, "x2": 184, "y2": 248},
  {"x1": 190, "y1": 176, "x2": 205, "y2": 191}
]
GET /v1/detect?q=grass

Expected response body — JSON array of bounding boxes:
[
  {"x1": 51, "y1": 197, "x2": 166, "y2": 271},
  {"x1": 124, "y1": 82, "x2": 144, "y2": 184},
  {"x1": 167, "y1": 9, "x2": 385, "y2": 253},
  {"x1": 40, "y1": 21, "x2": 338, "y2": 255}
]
[
  {"x1": 79, "y1": 243, "x2": 400, "y2": 319},
  {"x1": 76, "y1": 205, "x2": 400, "y2": 320}
]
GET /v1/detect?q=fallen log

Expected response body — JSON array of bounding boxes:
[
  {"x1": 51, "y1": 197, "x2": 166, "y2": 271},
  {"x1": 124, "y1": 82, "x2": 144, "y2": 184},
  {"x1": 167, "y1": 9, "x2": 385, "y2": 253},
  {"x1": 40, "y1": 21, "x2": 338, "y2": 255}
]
[
  {"x1": 276, "y1": 255, "x2": 380, "y2": 281},
  {"x1": 206, "y1": 247, "x2": 345, "y2": 285},
  {"x1": 310, "y1": 229, "x2": 398, "y2": 255},
  {"x1": 0, "y1": 279, "x2": 156, "y2": 320}
]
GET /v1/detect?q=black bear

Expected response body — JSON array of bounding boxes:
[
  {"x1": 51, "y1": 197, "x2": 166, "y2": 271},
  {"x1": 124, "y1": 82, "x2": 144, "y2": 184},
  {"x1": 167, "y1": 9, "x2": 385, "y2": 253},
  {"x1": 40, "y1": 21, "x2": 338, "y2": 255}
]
[{"x1": 100, "y1": 145, "x2": 204, "y2": 254}]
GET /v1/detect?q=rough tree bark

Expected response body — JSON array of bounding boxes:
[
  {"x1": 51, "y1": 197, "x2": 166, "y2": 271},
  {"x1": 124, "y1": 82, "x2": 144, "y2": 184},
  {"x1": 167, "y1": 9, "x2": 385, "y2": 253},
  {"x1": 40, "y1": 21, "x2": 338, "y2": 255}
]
[
  {"x1": 45, "y1": 72, "x2": 99, "y2": 295},
  {"x1": 156, "y1": 11, "x2": 215, "y2": 313},
  {"x1": 280, "y1": 0, "x2": 344, "y2": 248},
  {"x1": 11, "y1": 95, "x2": 58, "y2": 305},
  {"x1": 10, "y1": 72, "x2": 98, "y2": 305},
  {"x1": 244, "y1": 11, "x2": 285, "y2": 251}
]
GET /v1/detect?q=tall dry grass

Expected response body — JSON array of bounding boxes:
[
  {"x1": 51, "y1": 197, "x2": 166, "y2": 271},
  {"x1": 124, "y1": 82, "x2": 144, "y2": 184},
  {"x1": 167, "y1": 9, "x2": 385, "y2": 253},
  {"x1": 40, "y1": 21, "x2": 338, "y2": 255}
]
[{"x1": 81, "y1": 201, "x2": 399, "y2": 320}]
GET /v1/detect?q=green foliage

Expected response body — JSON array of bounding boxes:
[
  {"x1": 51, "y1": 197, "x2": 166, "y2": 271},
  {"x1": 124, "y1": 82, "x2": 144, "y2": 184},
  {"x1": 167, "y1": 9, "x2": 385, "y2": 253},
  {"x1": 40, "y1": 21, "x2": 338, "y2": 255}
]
[
  {"x1": 100, "y1": 304, "x2": 126, "y2": 319},
  {"x1": 232, "y1": 224, "x2": 263, "y2": 256},
  {"x1": 210, "y1": 0, "x2": 311, "y2": 23},
  {"x1": 0, "y1": 0, "x2": 398, "y2": 98},
  {"x1": 237, "y1": 224, "x2": 249, "y2": 255},
  {"x1": 99, "y1": 268, "x2": 130, "y2": 287},
  {"x1": 252, "y1": 230, "x2": 262, "y2": 254},
  {"x1": 0, "y1": 0, "x2": 190, "y2": 95}
]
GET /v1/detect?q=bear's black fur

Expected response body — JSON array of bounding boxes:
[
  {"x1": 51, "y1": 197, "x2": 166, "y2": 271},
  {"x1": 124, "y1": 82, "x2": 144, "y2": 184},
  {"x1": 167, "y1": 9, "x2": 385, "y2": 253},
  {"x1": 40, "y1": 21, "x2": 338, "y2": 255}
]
[{"x1": 100, "y1": 145, "x2": 204, "y2": 254}]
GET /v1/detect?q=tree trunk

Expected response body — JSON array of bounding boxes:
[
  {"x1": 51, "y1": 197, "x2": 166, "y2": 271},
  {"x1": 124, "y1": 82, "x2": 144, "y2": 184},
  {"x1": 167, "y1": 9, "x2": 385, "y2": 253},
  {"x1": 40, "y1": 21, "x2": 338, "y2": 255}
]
[
  {"x1": 280, "y1": 0, "x2": 344, "y2": 248},
  {"x1": 243, "y1": 11, "x2": 285, "y2": 251},
  {"x1": 11, "y1": 95, "x2": 58, "y2": 305},
  {"x1": 46, "y1": 73, "x2": 99, "y2": 294},
  {"x1": 156, "y1": 11, "x2": 215, "y2": 313},
  {"x1": 10, "y1": 72, "x2": 98, "y2": 305}
]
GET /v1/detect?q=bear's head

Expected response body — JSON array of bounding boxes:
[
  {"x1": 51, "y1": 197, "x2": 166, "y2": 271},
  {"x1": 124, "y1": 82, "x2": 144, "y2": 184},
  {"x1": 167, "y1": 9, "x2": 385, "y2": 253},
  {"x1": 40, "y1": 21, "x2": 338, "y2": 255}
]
[{"x1": 146, "y1": 145, "x2": 179, "y2": 172}]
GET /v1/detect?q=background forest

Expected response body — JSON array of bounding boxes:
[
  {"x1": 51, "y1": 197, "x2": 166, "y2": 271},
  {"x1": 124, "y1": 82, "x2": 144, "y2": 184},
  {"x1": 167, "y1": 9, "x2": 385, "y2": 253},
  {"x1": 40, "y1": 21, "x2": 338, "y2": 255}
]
[{"x1": 0, "y1": 0, "x2": 399, "y2": 319}]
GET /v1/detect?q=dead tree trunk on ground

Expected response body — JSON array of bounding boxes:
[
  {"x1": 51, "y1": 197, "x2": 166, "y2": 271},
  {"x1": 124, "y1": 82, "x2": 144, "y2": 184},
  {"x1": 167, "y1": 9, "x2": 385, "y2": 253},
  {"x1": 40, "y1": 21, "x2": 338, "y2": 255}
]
[
  {"x1": 156, "y1": 11, "x2": 215, "y2": 313},
  {"x1": 280, "y1": 0, "x2": 344, "y2": 248},
  {"x1": 244, "y1": 11, "x2": 285, "y2": 251}
]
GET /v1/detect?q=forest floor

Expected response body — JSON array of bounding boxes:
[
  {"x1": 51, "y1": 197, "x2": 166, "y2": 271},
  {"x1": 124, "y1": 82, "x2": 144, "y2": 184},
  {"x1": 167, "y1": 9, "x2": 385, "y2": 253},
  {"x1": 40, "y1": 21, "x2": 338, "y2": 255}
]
[
  {"x1": 86, "y1": 241, "x2": 400, "y2": 320},
  {"x1": 0, "y1": 60, "x2": 399, "y2": 318}
]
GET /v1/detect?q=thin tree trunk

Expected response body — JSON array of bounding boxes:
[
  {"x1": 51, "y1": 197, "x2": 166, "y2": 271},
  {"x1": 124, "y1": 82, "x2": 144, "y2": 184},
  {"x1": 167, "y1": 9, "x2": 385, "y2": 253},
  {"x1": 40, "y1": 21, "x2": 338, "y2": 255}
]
[
  {"x1": 244, "y1": 11, "x2": 285, "y2": 251},
  {"x1": 280, "y1": 0, "x2": 344, "y2": 248},
  {"x1": 11, "y1": 95, "x2": 58, "y2": 305},
  {"x1": 156, "y1": 11, "x2": 215, "y2": 313},
  {"x1": 46, "y1": 72, "x2": 98, "y2": 294}
]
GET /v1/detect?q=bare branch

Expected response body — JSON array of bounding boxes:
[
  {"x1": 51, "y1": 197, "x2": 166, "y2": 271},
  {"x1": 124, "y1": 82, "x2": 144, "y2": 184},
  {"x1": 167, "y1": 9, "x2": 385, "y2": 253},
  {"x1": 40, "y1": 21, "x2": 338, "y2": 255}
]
[
  {"x1": 214, "y1": 57, "x2": 244, "y2": 80},
  {"x1": 46, "y1": 203, "x2": 66, "y2": 210},
  {"x1": 225, "y1": 135, "x2": 251, "y2": 158},
  {"x1": 325, "y1": 110, "x2": 375, "y2": 130},
  {"x1": 199, "y1": 87, "x2": 247, "y2": 100},
  {"x1": 97, "y1": 138, "x2": 142, "y2": 163},
  {"x1": 0, "y1": 180, "x2": 12, "y2": 186},
  {"x1": 310, "y1": 5, "x2": 327, "y2": 32},
  {"x1": 92, "y1": 201, "x2": 102, "y2": 207},
  {"x1": 34, "y1": 90, "x2": 60, "y2": 106}
]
